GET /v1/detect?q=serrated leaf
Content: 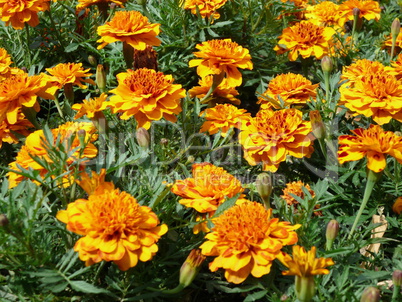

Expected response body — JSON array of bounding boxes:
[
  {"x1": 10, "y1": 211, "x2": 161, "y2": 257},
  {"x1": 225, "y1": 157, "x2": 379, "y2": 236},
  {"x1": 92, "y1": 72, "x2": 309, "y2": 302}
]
[
  {"x1": 64, "y1": 43, "x2": 79, "y2": 53},
  {"x1": 213, "y1": 193, "x2": 240, "y2": 218},
  {"x1": 49, "y1": 282, "x2": 69, "y2": 293},
  {"x1": 69, "y1": 280, "x2": 111, "y2": 294},
  {"x1": 243, "y1": 290, "x2": 268, "y2": 301}
]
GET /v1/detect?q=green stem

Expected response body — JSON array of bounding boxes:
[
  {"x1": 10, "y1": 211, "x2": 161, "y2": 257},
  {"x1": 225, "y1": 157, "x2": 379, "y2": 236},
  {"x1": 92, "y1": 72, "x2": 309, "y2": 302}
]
[
  {"x1": 323, "y1": 70, "x2": 330, "y2": 102},
  {"x1": 199, "y1": 72, "x2": 225, "y2": 104},
  {"x1": 348, "y1": 171, "x2": 380, "y2": 239},
  {"x1": 53, "y1": 93, "x2": 65, "y2": 120},
  {"x1": 391, "y1": 37, "x2": 397, "y2": 61},
  {"x1": 24, "y1": 24, "x2": 32, "y2": 68},
  {"x1": 392, "y1": 285, "x2": 401, "y2": 302}
]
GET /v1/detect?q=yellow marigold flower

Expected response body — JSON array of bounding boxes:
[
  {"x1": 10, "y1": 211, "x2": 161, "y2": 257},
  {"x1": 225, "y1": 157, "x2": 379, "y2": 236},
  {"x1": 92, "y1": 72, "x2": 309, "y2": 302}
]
[
  {"x1": 56, "y1": 187, "x2": 168, "y2": 271},
  {"x1": 200, "y1": 201, "x2": 300, "y2": 284},
  {"x1": 199, "y1": 104, "x2": 251, "y2": 137},
  {"x1": 0, "y1": 111, "x2": 33, "y2": 147},
  {"x1": 274, "y1": 20, "x2": 336, "y2": 61},
  {"x1": 76, "y1": 0, "x2": 127, "y2": 11},
  {"x1": 386, "y1": 53, "x2": 402, "y2": 80},
  {"x1": 108, "y1": 68, "x2": 185, "y2": 129},
  {"x1": 188, "y1": 75, "x2": 240, "y2": 105},
  {"x1": 281, "y1": 180, "x2": 321, "y2": 216},
  {"x1": 340, "y1": 59, "x2": 387, "y2": 88},
  {"x1": 0, "y1": 0, "x2": 50, "y2": 30},
  {"x1": 339, "y1": 71, "x2": 402, "y2": 125},
  {"x1": 239, "y1": 108, "x2": 314, "y2": 172},
  {"x1": 46, "y1": 62, "x2": 95, "y2": 93},
  {"x1": 277, "y1": 245, "x2": 334, "y2": 277},
  {"x1": 338, "y1": 124, "x2": 402, "y2": 173},
  {"x1": 0, "y1": 71, "x2": 51, "y2": 124},
  {"x1": 184, "y1": 0, "x2": 228, "y2": 20},
  {"x1": 393, "y1": 197, "x2": 402, "y2": 215},
  {"x1": 189, "y1": 39, "x2": 253, "y2": 87},
  {"x1": 76, "y1": 169, "x2": 114, "y2": 195},
  {"x1": 7, "y1": 122, "x2": 98, "y2": 188},
  {"x1": 96, "y1": 10, "x2": 161, "y2": 50},
  {"x1": 72, "y1": 93, "x2": 108, "y2": 119},
  {"x1": 338, "y1": 0, "x2": 381, "y2": 27},
  {"x1": 171, "y1": 162, "x2": 246, "y2": 214},
  {"x1": 258, "y1": 73, "x2": 318, "y2": 109},
  {"x1": 305, "y1": 1, "x2": 343, "y2": 29},
  {"x1": 0, "y1": 47, "x2": 14, "y2": 80}
]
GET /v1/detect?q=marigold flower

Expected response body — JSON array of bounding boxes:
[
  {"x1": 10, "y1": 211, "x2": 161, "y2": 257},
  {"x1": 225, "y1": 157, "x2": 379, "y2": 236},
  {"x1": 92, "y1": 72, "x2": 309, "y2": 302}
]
[
  {"x1": 188, "y1": 75, "x2": 240, "y2": 105},
  {"x1": 56, "y1": 186, "x2": 167, "y2": 271},
  {"x1": 383, "y1": 32, "x2": 402, "y2": 55},
  {"x1": 72, "y1": 93, "x2": 108, "y2": 119},
  {"x1": 108, "y1": 68, "x2": 185, "y2": 129},
  {"x1": 239, "y1": 108, "x2": 314, "y2": 172},
  {"x1": 277, "y1": 245, "x2": 334, "y2": 277},
  {"x1": 0, "y1": 71, "x2": 51, "y2": 124},
  {"x1": 339, "y1": 70, "x2": 402, "y2": 125},
  {"x1": 199, "y1": 104, "x2": 251, "y2": 137},
  {"x1": 0, "y1": 0, "x2": 50, "y2": 30},
  {"x1": 200, "y1": 201, "x2": 300, "y2": 284},
  {"x1": 386, "y1": 53, "x2": 402, "y2": 80},
  {"x1": 189, "y1": 39, "x2": 253, "y2": 87},
  {"x1": 340, "y1": 59, "x2": 387, "y2": 88},
  {"x1": 96, "y1": 10, "x2": 161, "y2": 50},
  {"x1": 184, "y1": 0, "x2": 228, "y2": 20},
  {"x1": 338, "y1": 0, "x2": 381, "y2": 27},
  {"x1": 0, "y1": 48, "x2": 19, "y2": 81},
  {"x1": 258, "y1": 73, "x2": 318, "y2": 109},
  {"x1": 0, "y1": 111, "x2": 33, "y2": 147},
  {"x1": 393, "y1": 197, "x2": 402, "y2": 215},
  {"x1": 7, "y1": 122, "x2": 98, "y2": 188},
  {"x1": 46, "y1": 62, "x2": 95, "y2": 93},
  {"x1": 338, "y1": 124, "x2": 402, "y2": 173},
  {"x1": 179, "y1": 249, "x2": 206, "y2": 288},
  {"x1": 171, "y1": 162, "x2": 246, "y2": 214},
  {"x1": 281, "y1": 180, "x2": 321, "y2": 216},
  {"x1": 76, "y1": 0, "x2": 127, "y2": 11},
  {"x1": 305, "y1": 1, "x2": 343, "y2": 29},
  {"x1": 76, "y1": 169, "x2": 114, "y2": 195},
  {"x1": 274, "y1": 20, "x2": 336, "y2": 61}
]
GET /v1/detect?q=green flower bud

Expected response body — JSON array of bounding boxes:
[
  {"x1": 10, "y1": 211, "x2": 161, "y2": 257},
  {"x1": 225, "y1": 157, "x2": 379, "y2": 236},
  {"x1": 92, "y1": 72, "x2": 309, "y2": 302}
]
[
  {"x1": 256, "y1": 173, "x2": 272, "y2": 209},
  {"x1": 360, "y1": 286, "x2": 380, "y2": 302},
  {"x1": 136, "y1": 127, "x2": 150, "y2": 149},
  {"x1": 179, "y1": 249, "x2": 205, "y2": 288}
]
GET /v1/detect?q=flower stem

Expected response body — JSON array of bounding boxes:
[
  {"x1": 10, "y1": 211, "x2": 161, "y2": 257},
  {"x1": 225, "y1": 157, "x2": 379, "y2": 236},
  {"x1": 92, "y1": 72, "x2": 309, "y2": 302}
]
[
  {"x1": 24, "y1": 24, "x2": 32, "y2": 68},
  {"x1": 199, "y1": 71, "x2": 225, "y2": 104},
  {"x1": 323, "y1": 70, "x2": 331, "y2": 102},
  {"x1": 348, "y1": 170, "x2": 380, "y2": 239},
  {"x1": 392, "y1": 285, "x2": 401, "y2": 302}
]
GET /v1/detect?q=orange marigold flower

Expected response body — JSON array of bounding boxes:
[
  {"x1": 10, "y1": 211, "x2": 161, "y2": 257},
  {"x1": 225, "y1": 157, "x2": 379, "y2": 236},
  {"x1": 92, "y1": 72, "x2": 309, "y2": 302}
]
[
  {"x1": 7, "y1": 122, "x2": 98, "y2": 188},
  {"x1": 189, "y1": 39, "x2": 253, "y2": 87},
  {"x1": 383, "y1": 32, "x2": 402, "y2": 55},
  {"x1": 258, "y1": 73, "x2": 318, "y2": 109},
  {"x1": 305, "y1": 1, "x2": 343, "y2": 29},
  {"x1": 386, "y1": 53, "x2": 402, "y2": 81},
  {"x1": 108, "y1": 68, "x2": 185, "y2": 129},
  {"x1": 171, "y1": 162, "x2": 246, "y2": 214},
  {"x1": 188, "y1": 75, "x2": 240, "y2": 105},
  {"x1": 46, "y1": 62, "x2": 95, "y2": 92},
  {"x1": 239, "y1": 108, "x2": 314, "y2": 172},
  {"x1": 56, "y1": 186, "x2": 167, "y2": 271},
  {"x1": 277, "y1": 245, "x2": 334, "y2": 277},
  {"x1": 0, "y1": 0, "x2": 50, "y2": 30},
  {"x1": 339, "y1": 70, "x2": 402, "y2": 125},
  {"x1": 72, "y1": 93, "x2": 108, "y2": 119},
  {"x1": 0, "y1": 71, "x2": 51, "y2": 124},
  {"x1": 340, "y1": 59, "x2": 387, "y2": 88},
  {"x1": 76, "y1": 169, "x2": 114, "y2": 195},
  {"x1": 200, "y1": 201, "x2": 300, "y2": 284},
  {"x1": 76, "y1": 0, "x2": 127, "y2": 11},
  {"x1": 199, "y1": 103, "x2": 251, "y2": 137},
  {"x1": 184, "y1": 0, "x2": 228, "y2": 20},
  {"x1": 338, "y1": 124, "x2": 402, "y2": 173},
  {"x1": 281, "y1": 180, "x2": 321, "y2": 216},
  {"x1": 338, "y1": 0, "x2": 381, "y2": 27},
  {"x1": 0, "y1": 111, "x2": 33, "y2": 147},
  {"x1": 0, "y1": 47, "x2": 15, "y2": 80},
  {"x1": 96, "y1": 10, "x2": 161, "y2": 50},
  {"x1": 393, "y1": 197, "x2": 402, "y2": 215},
  {"x1": 274, "y1": 20, "x2": 336, "y2": 61}
]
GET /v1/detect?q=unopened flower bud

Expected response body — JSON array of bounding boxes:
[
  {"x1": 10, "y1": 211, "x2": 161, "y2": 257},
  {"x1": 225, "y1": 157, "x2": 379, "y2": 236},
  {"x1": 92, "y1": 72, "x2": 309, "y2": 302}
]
[
  {"x1": 110, "y1": 3, "x2": 117, "y2": 9},
  {"x1": 353, "y1": 7, "x2": 360, "y2": 17},
  {"x1": 179, "y1": 249, "x2": 205, "y2": 288},
  {"x1": 0, "y1": 214, "x2": 9, "y2": 227},
  {"x1": 186, "y1": 155, "x2": 195, "y2": 164},
  {"x1": 77, "y1": 129, "x2": 86, "y2": 148},
  {"x1": 88, "y1": 55, "x2": 97, "y2": 67},
  {"x1": 309, "y1": 110, "x2": 326, "y2": 140},
  {"x1": 296, "y1": 275, "x2": 315, "y2": 302},
  {"x1": 325, "y1": 219, "x2": 339, "y2": 250},
  {"x1": 256, "y1": 173, "x2": 272, "y2": 209},
  {"x1": 96, "y1": 64, "x2": 107, "y2": 92},
  {"x1": 395, "y1": 131, "x2": 402, "y2": 136},
  {"x1": 393, "y1": 270, "x2": 402, "y2": 287},
  {"x1": 360, "y1": 286, "x2": 380, "y2": 302},
  {"x1": 392, "y1": 18, "x2": 401, "y2": 39},
  {"x1": 136, "y1": 127, "x2": 150, "y2": 149},
  {"x1": 321, "y1": 56, "x2": 333, "y2": 73}
]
